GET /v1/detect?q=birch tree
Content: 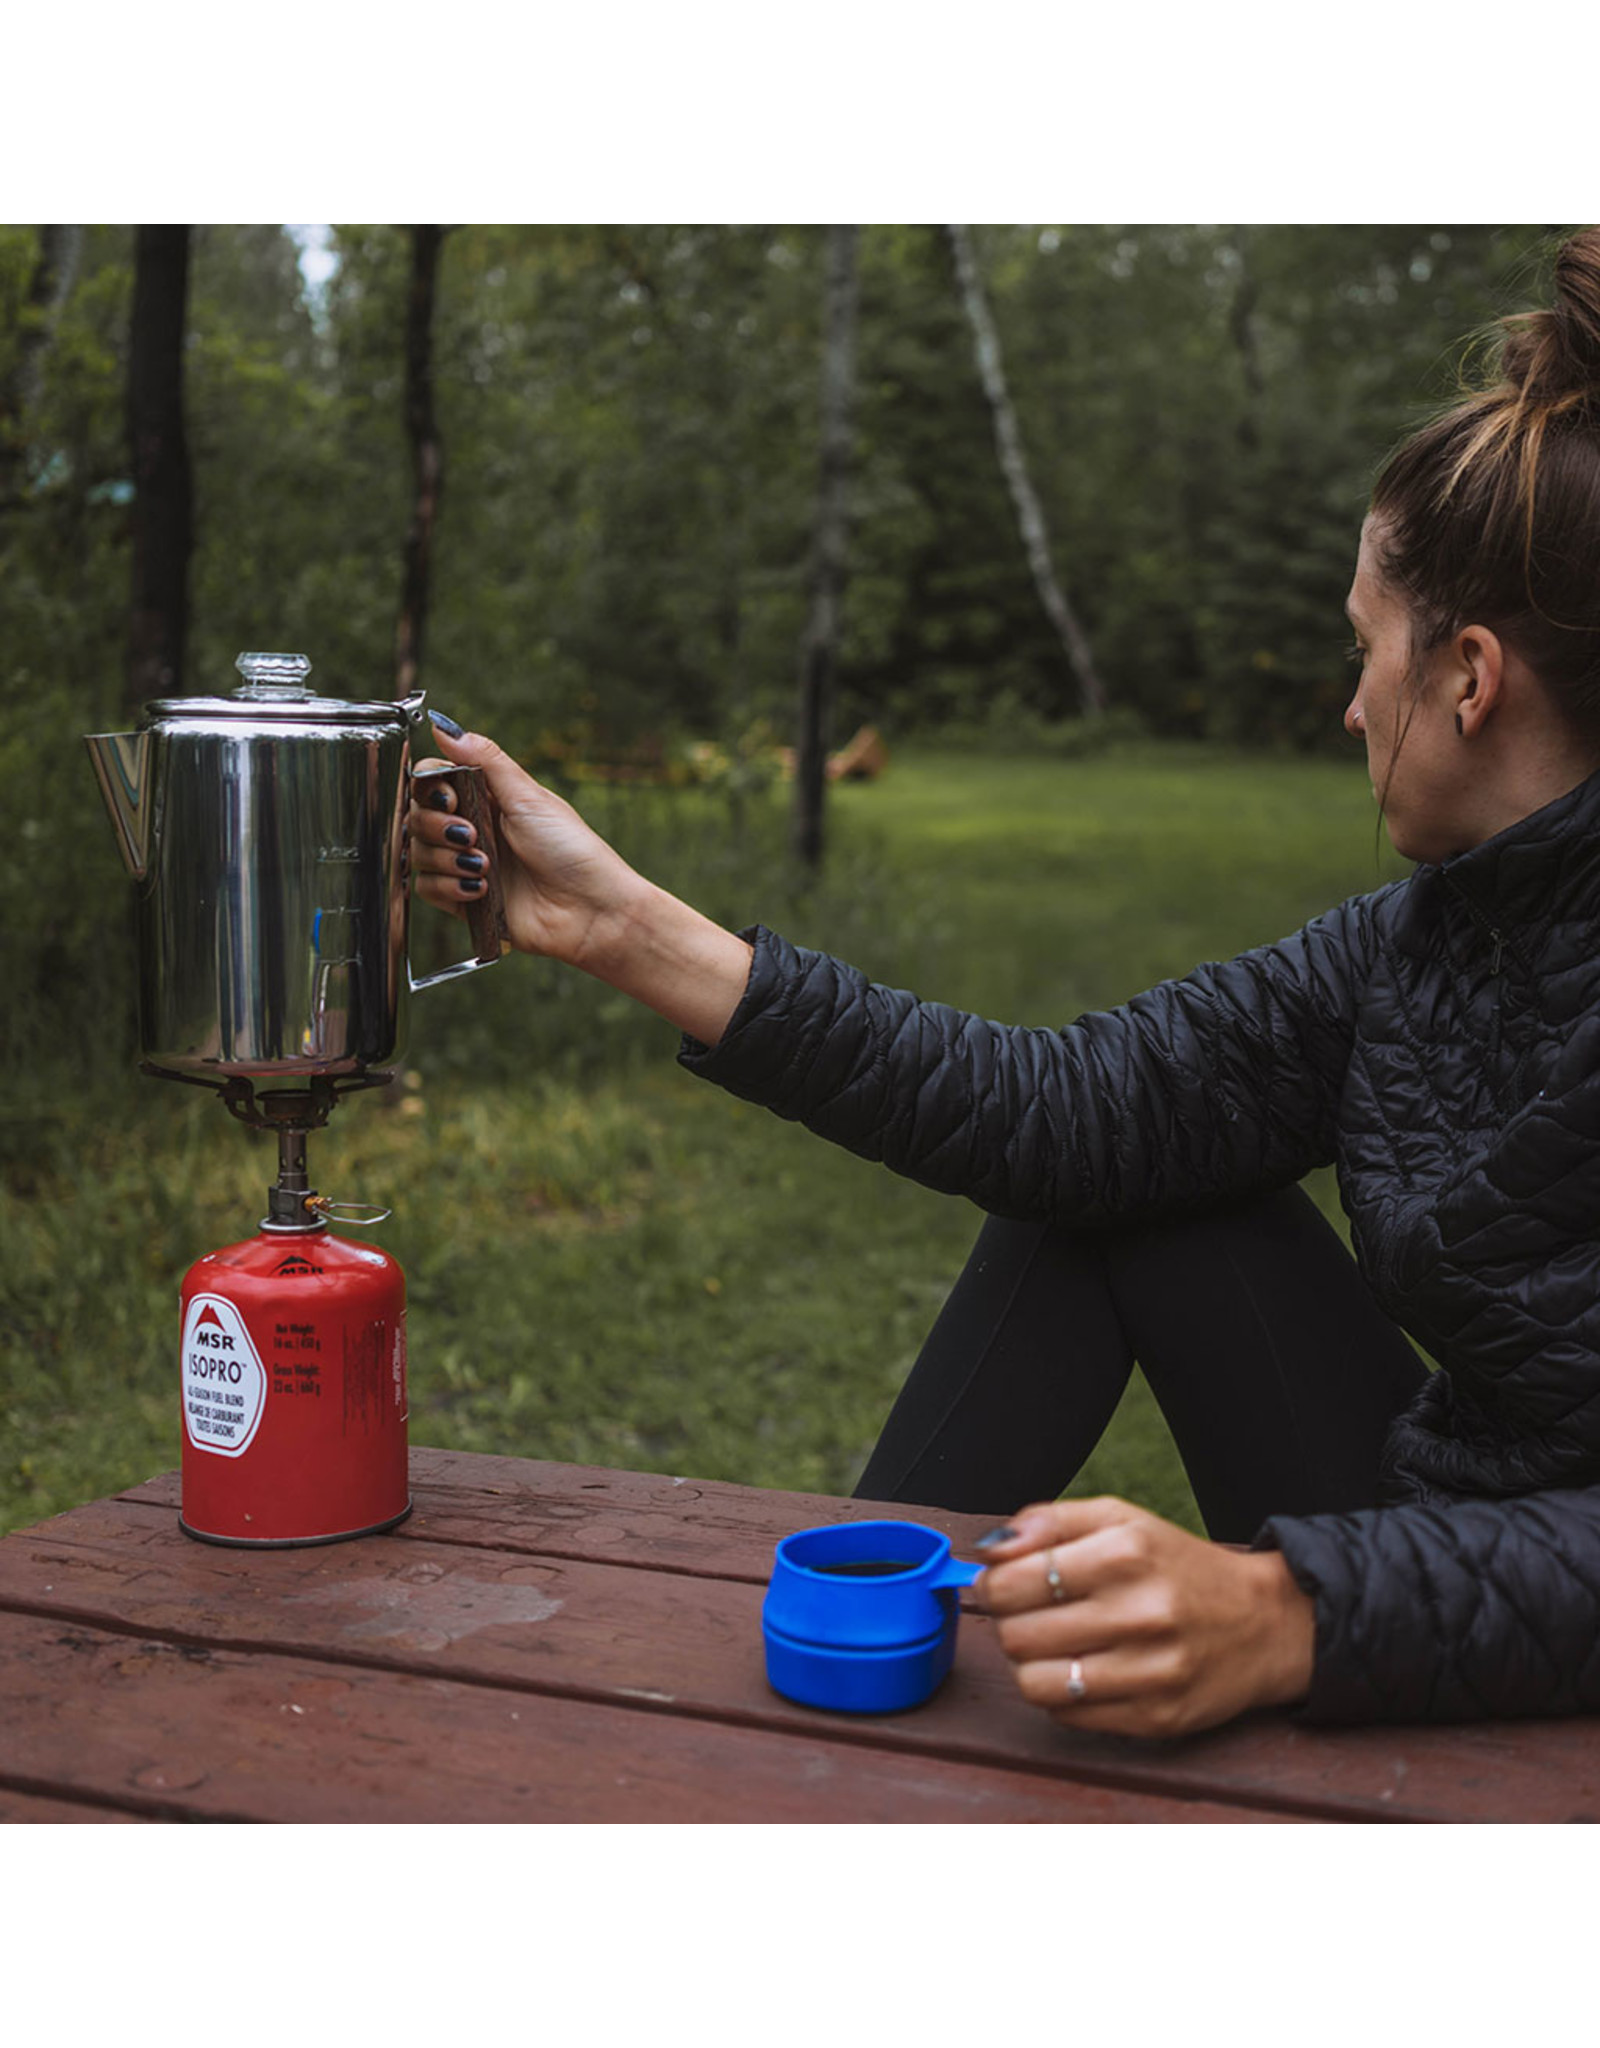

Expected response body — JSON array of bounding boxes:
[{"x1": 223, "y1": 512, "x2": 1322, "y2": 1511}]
[
  {"x1": 793, "y1": 224, "x2": 859, "y2": 871},
  {"x1": 946, "y1": 224, "x2": 1106, "y2": 718}
]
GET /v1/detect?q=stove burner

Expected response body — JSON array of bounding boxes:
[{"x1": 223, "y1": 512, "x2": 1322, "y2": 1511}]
[{"x1": 141, "y1": 1065, "x2": 395, "y2": 1228}]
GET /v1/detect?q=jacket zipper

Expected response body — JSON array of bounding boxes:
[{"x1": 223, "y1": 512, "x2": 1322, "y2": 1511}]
[
  {"x1": 1445, "y1": 875, "x2": 1509, "y2": 1099},
  {"x1": 1487, "y1": 930, "x2": 1505, "y2": 1074}
]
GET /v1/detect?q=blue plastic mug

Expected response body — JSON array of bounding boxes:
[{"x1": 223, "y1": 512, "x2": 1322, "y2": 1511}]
[{"x1": 762, "y1": 1519, "x2": 983, "y2": 1714}]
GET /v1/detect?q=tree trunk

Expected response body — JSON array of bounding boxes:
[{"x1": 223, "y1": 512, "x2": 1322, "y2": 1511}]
[
  {"x1": 127, "y1": 226, "x2": 193, "y2": 705},
  {"x1": 793, "y1": 224, "x2": 859, "y2": 872},
  {"x1": 396, "y1": 225, "x2": 448, "y2": 699},
  {"x1": 0, "y1": 225, "x2": 83, "y2": 507},
  {"x1": 946, "y1": 224, "x2": 1106, "y2": 718}
]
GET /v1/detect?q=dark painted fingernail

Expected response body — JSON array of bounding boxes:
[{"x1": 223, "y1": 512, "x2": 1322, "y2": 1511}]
[
  {"x1": 973, "y1": 1525, "x2": 1020, "y2": 1550},
  {"x1": 421, "y1": 788, "x2": 451, "y2": 812},
  {"x1": 444, "y1": 822, "x2": 473, "y2": 845},
  {"x1": 454, "y1": 852, "x2": 485, "y2": 873},
  {"x1": 431, "y1": 711, "x2": 465, "y2": 738},
  {"x1": 459, "y1": 875, "x2": 485, "y2": 894}
]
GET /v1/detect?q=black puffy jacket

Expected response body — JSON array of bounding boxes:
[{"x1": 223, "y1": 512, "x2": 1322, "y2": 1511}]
[{"x1": 680, "y1": 770, "x2": 1600, "y2": 1724}]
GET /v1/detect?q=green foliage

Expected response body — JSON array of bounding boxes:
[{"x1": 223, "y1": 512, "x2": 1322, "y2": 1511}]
[
  {"x1": 986, "y1": 223, "x2": 1564, "y2": 746},
  {"x1": 407, "y1": 225, "x2": 823, "y2": 751}
]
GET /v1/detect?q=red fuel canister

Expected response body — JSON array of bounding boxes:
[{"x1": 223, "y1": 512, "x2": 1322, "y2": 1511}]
[{"x1": 177, "y1": 1220, "x2": 411, "y2": 1546}]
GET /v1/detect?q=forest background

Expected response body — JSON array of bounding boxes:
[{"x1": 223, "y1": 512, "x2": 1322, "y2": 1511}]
[{"x1": 0, "y1": 222, "x2": 1567, "y2": 1532}]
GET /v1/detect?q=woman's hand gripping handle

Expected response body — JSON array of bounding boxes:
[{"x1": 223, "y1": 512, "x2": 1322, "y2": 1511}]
[{"x1": 407, "y1": 718, "x2": 755, "y2": 1048}]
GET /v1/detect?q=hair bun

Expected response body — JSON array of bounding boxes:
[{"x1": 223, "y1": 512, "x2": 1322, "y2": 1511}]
[
  {"x1": 1552, "y1": 231, "x2": 1600, "y2": 377},
  {"x1": 1373, "y1": 225, "x2": 1600, "y2": 727},
  {"x1": 1501, "y1": 229, "x2": 1600, "y2": 404}
]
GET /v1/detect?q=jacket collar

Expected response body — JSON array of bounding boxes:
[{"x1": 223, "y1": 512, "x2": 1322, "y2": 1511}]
[{"x1": 1432, "y1": 767, "x2": 1600, "y2": 935}]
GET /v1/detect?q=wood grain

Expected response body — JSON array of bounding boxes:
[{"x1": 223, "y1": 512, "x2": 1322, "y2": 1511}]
[
  {"x1": 118, "y1": 1445, "x2": 998, "y2": 1583},
  {"x1": 0, "y1": 1610, "x2": 1263, "y2": 1824},
  {"x1": 0, "y1": 1784, "x2": 152, "y2": 1823}
]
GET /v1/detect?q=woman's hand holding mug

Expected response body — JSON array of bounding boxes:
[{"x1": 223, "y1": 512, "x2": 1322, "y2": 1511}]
[{"x1": 974, "y1": 1496, "x2": 1316, "y2": 1738}]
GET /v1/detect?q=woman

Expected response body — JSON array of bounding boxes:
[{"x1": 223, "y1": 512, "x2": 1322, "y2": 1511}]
[{"x1": 410, "y1": 229, "x2": 1600, "y2": 1737}]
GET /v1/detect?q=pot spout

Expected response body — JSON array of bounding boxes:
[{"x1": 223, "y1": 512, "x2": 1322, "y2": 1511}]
[{"x1": 84, "y1": 729, "x2": 152, "y2": 878}]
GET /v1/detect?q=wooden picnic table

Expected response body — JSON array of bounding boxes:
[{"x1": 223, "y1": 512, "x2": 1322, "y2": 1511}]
[{"x1": 2, "y1": 1445, "x2": 1598, "y2": 1823}]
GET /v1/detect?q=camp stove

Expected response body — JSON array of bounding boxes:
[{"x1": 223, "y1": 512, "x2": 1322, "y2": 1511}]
[{"x1": 86, "y1": 653, "x2": 506, "y2": 1545}]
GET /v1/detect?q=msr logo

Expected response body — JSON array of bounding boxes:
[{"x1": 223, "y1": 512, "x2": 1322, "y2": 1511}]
[
  {"x1": 181, "y1": 1294, "x2": 266, "y2": 1457},
  {"x1": 274, "y1": 1254, "x2": 323, "y2": 1277}
]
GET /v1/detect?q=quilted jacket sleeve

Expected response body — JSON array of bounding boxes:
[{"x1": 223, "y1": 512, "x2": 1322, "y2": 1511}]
[
  {"x1": 1258, "y1": 1486, "x2": 1600, "y2": 1722},
  {"x1": 678, "y1": 906, "x2": 1384, "y2": 1223}
]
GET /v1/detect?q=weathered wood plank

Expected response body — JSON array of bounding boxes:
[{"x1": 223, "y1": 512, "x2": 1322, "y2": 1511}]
[
  {"x1": 0, "y1": 1498, "x2": 1079, "y2": 1798},
  {"x1": 9, "y1": 1493, "x2": 1600, "y2": 1821},
  {"x1": 116, "y1": 1447, "x2": 996, "y2": 1583},
  {"x1": 0, "y1": 1612, "x2": 1266, "y2": 1824},
  {"x1": 0, "y1": 1783, "x2": 152, "y2": 1823}
]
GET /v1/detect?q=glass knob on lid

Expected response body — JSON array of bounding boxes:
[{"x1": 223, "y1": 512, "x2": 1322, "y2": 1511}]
[{"x1": 234, "y1": 652, "x2": 316, "y2": 702}]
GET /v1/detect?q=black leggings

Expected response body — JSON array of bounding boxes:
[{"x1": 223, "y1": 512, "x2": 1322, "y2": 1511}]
[{"x1": 853, "y1": 1185, "x2": 1428, "y2": 1543}]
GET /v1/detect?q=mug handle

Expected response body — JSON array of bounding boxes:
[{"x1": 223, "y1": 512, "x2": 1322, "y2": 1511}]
[{"x1": 408, "y1": 763, "x2": 511, "y2": 990}]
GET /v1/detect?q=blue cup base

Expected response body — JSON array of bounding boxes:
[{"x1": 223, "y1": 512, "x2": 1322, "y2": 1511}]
[{"x1": 763, "y1": 1620, "x2": 957, "y2": 1715}]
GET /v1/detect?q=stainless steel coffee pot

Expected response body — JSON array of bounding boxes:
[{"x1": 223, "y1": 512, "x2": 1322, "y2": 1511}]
[{"x1": 85, "y1": 652, "x2": 504, "y2": 1085}]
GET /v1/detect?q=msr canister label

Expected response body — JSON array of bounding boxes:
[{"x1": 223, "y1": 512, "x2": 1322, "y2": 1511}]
[{"x1": 181, "y1": 1293, "x2": 267, "y2": 1457}]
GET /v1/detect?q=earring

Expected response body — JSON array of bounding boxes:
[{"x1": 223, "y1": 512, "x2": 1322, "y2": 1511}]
[{"x1": 1455, "y1": 712, "x2": 1465, "y2": 736}]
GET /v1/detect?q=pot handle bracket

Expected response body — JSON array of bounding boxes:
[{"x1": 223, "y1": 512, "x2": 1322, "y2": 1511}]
[{"x1": 409, "y1": 764, "x2": 512, "y2": 990}]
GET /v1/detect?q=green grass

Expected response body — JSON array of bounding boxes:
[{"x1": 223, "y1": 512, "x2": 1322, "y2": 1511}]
[{"x1": 0, "y1": 742, "x2": 1407, "y2": 1538}]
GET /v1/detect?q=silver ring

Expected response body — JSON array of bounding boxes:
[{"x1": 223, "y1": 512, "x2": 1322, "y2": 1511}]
[
  {"x1": 1067, "y1": 1658, "x2": 1087, "y2": 1702},
  {"x1": 1044, "y1": 1549, "x2": 1068, "y2": 1604}
]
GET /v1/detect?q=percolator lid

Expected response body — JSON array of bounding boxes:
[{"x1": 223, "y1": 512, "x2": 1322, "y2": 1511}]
[{"x1": 143, "y1": 653, "x2": 423, "y2": 727}]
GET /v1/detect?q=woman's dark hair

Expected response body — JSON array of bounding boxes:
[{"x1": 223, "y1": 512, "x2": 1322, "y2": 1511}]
[{"x1": 1371, "y1": 228, "x2": 1600, "y2": 737}]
